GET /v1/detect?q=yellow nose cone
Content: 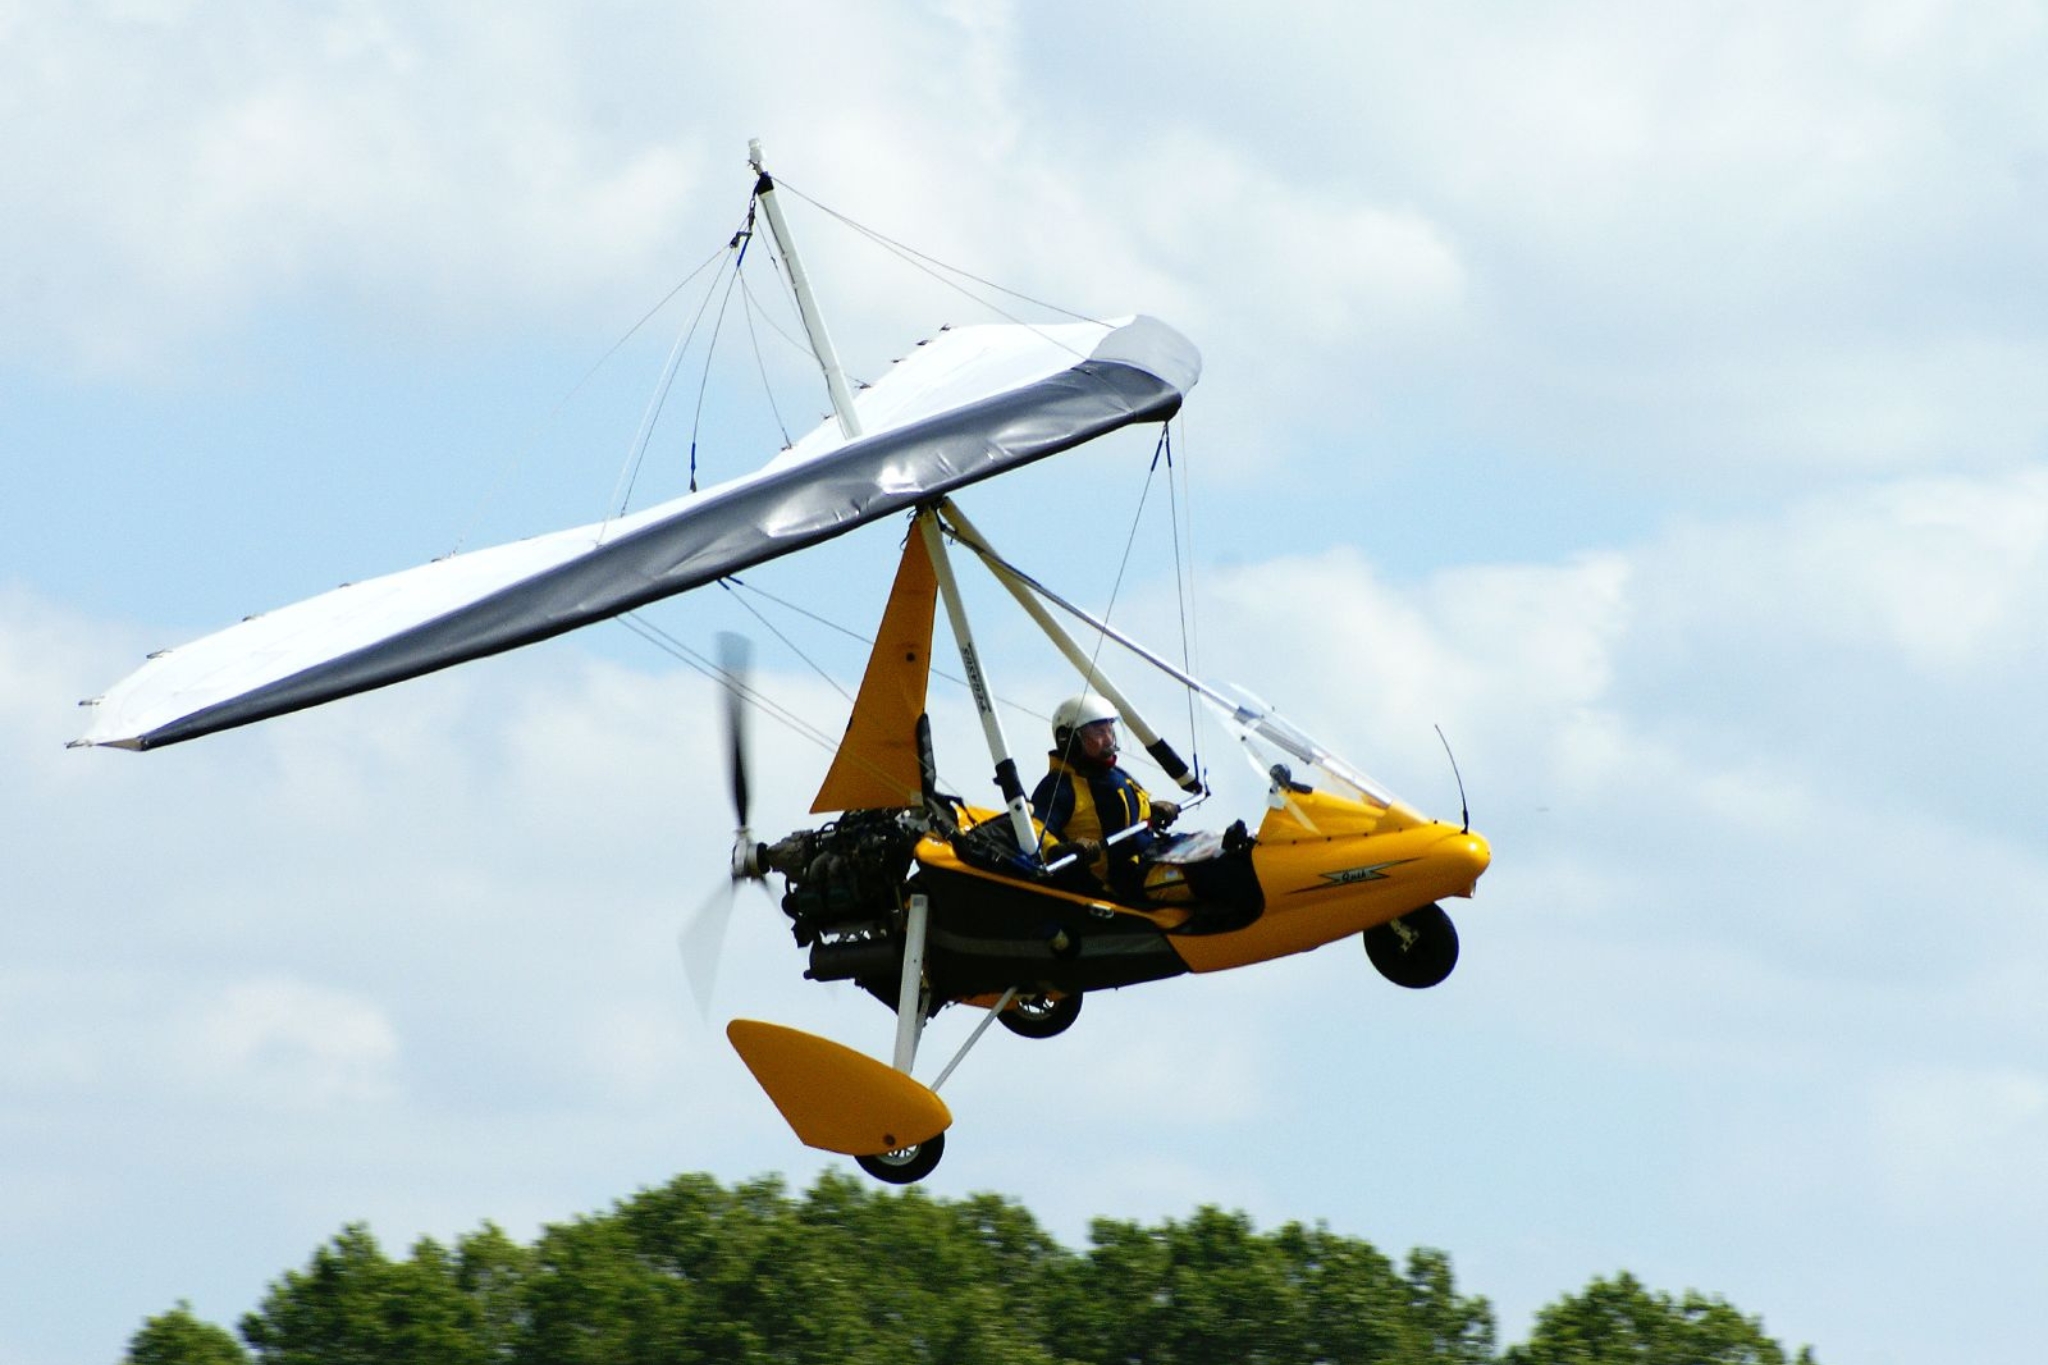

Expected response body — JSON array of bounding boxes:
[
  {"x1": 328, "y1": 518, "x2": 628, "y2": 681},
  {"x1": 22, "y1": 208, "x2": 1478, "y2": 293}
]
[{"x1": 1440, "y1": 829, "x2": 1491, "y2": 890}]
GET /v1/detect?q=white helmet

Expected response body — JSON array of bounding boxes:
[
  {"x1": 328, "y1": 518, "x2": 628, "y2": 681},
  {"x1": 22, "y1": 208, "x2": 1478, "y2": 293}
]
[{"x1": 1051, "y1": 692, "x2": 1119, "y2": 744}]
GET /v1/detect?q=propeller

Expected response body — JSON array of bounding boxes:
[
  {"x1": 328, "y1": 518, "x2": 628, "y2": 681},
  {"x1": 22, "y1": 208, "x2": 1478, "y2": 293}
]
[
  {"x1": 722, "y1": 630, "x2": 754, "y2": 866},
  {"x1": 679, "y1": 632, "x2": 768, "y2": 1015}
]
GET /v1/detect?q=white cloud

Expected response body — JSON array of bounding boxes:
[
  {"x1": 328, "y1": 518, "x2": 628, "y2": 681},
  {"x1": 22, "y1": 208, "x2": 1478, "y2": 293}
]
[
  {"x1": 4, "y1": 4, "x2": 728, "y2": 371},
  {"x1": 5, "y1": 1, "x2": 1482, "y2": 427},
  {"x1": 10, "y1": 7, "x2": 2048, "y2": 1362},
  {"x1": 174, "y1": 978, "x2": 401, "y2": 1110},
  {"x1": 11, "y1": 450, "x2": 2048, "y2": 1365},
  {"x1": 1186, "y1": 544, "x2": 1631, "y2": 803},
  {"x1": 1653, "y1": 468, "x2": 2048, "y2": 675},
  {"x1": 12, "y1": 0, "x2": 2048, "y2": 517},
  {"x1": 1868, "y1": 1064, "x2": 2048, "y2": 1220}
]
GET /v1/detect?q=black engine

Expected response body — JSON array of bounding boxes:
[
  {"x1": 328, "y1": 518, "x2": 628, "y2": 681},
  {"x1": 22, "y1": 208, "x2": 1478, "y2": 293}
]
[{"x1": 764, "y1": 811, "x2": 922, "y2": 980}]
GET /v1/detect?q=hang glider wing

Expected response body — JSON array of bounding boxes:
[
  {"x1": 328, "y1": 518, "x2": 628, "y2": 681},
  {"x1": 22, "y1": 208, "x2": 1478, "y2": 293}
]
[{"x1": 76, "y1": 316, "x2": 1200, "y2": 751}]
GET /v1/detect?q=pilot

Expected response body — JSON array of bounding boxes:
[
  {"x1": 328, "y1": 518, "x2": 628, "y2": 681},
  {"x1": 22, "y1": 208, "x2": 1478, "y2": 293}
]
[{"x1": 1031, "y1": 692, "x2": 1180, "y2": 896}]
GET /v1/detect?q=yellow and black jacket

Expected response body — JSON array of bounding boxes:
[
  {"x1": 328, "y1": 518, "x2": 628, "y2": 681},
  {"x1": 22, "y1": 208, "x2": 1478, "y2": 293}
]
[{"x1": 1030, "y1": 752, "x2": 1156, "y2": 893}]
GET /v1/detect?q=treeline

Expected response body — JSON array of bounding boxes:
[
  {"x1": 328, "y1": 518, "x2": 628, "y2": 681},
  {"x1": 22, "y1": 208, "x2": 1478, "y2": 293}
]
[{"x1": 125, "y1": 1170, "x2": 1816, "y2": 1364}]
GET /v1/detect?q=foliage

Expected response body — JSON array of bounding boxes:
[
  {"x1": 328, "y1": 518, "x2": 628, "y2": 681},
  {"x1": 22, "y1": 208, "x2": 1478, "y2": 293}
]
[
  {"x1": 130, "y1": 1173, "x2": 1817, "y2": 1364},
  {"x1": 235, "y1": 1224, "x2": 503, "y2": 1365},
  {"x1": 1049, "y1": 1208, "x2": 1495, "y2": 1364},
  {"x1": 1504, "y1": 1272, "x2": 1818, "y2": 1365},
  {"x1": 123, "y1": 1301, "x2": 249, "y2": 1365}
]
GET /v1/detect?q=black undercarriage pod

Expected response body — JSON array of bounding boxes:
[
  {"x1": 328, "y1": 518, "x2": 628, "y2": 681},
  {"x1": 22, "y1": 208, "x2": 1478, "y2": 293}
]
[{"x1": 766, "y1": 807, "x2": 1262, "y2": 1020}]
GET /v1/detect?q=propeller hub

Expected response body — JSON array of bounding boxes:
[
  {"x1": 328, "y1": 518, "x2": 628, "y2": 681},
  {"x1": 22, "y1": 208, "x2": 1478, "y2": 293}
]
[{"x1": 731, "y1": 830, "x2": 763, "y2": 880}]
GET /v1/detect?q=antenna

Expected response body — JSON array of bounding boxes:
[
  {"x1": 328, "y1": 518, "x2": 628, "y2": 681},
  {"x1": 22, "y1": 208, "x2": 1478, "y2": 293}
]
[{"x1": 1434, "y1": 724, "x2": 1470, "y2": 834}]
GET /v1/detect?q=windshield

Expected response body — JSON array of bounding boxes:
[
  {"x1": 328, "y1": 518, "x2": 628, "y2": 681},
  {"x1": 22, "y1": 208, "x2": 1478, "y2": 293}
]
[{"x1": 1209, "y1": 685, "x2": 1400, "y2": 809}]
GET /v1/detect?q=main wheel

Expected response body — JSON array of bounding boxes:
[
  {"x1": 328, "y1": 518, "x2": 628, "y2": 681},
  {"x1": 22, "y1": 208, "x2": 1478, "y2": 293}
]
[
  {"x1": 1364, "y1": 903, "x2": 1459, "y2": 989},
  {"x1": 998, "y1": 991, "x2": 1082, "y2": 1039},
  {"x1": 856, "y1": 1132, "x2": 945, "y2": 1184}
]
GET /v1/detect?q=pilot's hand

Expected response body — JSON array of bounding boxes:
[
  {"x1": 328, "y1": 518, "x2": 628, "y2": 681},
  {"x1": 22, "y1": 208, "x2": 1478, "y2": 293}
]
[
  {"x1": 1149, "y1": 800, "x2": 1181, "y2": 830},
  {"x1": 1052, "y1": 838, "x2": 1101, "y2": 865}
]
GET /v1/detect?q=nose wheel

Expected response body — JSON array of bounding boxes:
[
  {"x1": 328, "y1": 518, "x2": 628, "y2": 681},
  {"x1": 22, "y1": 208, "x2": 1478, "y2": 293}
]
[{"x1": 1365, "y1": 903, "x2": 1459, "y2": 989}]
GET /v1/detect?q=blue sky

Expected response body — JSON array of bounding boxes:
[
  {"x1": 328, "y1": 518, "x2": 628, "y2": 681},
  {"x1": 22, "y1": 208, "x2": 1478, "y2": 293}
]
[{"x1": 6, "y1": 4, "x2": 2047, "y2": 1363}]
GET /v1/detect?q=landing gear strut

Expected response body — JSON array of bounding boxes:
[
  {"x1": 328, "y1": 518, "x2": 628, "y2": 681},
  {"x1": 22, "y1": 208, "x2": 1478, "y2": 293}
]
[{"x1": 1364, "y1": 903, "x2": 1459, "y2": 989}]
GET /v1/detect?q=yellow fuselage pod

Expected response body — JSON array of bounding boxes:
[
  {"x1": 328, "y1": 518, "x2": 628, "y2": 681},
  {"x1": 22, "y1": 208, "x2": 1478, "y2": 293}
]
[
  {"x1": 1167, "y1": 790, "x2": 1491, "y2": 974},
  {"x1": 914, "y1": 829, "x2": 1192, "y2": 929}
]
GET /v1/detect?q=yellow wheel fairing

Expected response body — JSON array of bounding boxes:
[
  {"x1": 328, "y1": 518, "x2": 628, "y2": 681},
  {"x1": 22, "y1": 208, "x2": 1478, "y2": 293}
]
[{"x1": 727, "y1": 1019, "x2": 952, "y2": 1156}]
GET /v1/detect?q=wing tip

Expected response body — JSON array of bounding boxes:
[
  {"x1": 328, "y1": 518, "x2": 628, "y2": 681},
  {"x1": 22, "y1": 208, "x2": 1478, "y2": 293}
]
[{"x1": 67, "y1": 735, "x2": 143, "y2": 751}]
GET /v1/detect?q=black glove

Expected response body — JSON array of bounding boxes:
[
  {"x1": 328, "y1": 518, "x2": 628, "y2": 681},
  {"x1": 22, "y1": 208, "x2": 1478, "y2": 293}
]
[{"x1": 1149, "y1": 800, "x2": 1181, "y2": 830}]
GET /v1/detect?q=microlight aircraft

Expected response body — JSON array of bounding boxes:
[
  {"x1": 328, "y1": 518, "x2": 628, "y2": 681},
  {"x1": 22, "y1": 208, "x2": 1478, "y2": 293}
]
[{"x1": 74, "y1": 144, "x2": 1491, "y2": 1183}]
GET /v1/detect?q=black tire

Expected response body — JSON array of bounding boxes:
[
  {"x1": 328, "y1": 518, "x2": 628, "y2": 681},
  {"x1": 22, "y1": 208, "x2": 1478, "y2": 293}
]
[
  {"x1": 1364, "y1": 903, "x2": 1459, "y2": 989},
  {"x1": 856, "y1": 1132, "x2": 946, "y2": 1184},
  {"x1": 998, "y1": 992, "x2": 1082, "y2": 1039}
]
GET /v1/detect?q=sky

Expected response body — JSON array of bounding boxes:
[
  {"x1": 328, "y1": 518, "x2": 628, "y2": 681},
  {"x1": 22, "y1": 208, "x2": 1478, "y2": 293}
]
[{"x1": 6, "y1": 2, "x2": 2047, "y2": 1362}]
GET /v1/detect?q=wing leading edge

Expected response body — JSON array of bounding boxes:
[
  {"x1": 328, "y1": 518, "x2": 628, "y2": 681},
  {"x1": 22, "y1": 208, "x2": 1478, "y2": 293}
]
[{"x1": 76, "y1": 316, "x2": 1200, "y2": 751}]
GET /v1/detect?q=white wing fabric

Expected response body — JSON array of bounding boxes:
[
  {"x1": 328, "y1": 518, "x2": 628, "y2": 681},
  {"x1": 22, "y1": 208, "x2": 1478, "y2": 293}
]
[{"x1": 76, "y1": 317, "x2": 1199, "y2": 751}]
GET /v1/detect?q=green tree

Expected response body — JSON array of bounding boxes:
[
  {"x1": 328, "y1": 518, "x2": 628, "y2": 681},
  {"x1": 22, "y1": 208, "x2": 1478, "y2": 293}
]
[
  {"x1": 1050, "y1": 1206, "x2": 1492, "y2": 1365},
  {"x1": 1150, "y1": 1205, "x2": 1310, "y2": 1364},
  {"x1": 1398, "y1": 1246, "x2": 1496, "y2": 1363},
  {"x1": 123, "y1": 1301, "x2": 249, "y2": 1365},
  {"x1": 126, "y1": 1172, "x2": 1816, "y2": 1365},
  {"x1": 452, "y1": 1222, "x2": 533, "y2": 1359},
  {"x1": 1049, "y1": 1212, "x2": 1174, "y2": 1363},
  {"x1": 1506, "y1": 1272, "x2": 1816, "y2": 1365},
  {"x1": 738, "y1": 1171, "x2": 1057, "y2": 1364},
  {"x1": 1270, "y1": 1220, "x2": 1406, "y2": 1364},
  {"x1": 516, "y1": 1206, "x2": 695, "y2": 1365},
  {"x1": 517, "y1": 1168, "x2": 1060, "y2": 1365},
  {"x1": 240, "y1": 1224, "x2": 490, "y2": 1365}
]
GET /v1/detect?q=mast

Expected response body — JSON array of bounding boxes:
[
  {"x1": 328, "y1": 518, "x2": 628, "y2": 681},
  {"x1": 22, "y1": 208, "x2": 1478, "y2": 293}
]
[
  {"x1": 744, "y1": 144, "x2": 1035, "y2": 853},
  {"x1": 748, "y1": 139, "x2": 863, "y2": 440}
]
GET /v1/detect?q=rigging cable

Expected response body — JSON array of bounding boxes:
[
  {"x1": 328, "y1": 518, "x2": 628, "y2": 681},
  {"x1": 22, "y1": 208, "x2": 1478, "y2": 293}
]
[
  {"x1": 718, "y1": 577, "x2": 1025, "y2": 803},
  {"x1": 723, "y1": 573, "x2": 1052, "y2": 728},
  {"x1": 610, "y1": 198, "x2": 753, "y2": 516},
  {"x1": 1029, "y1": 430, "x2": 1181, "y2": 849},
  {"x1": 735, "y1": 262, "x2": 797, "y2": 450},
  {"x1": 1156, "y1": 419, "x2": 1204, "y2": 785},
  {"x1": 608, "y1": 186, "x2": 1196, "y2": 814},
  {"x1": 718, "y1": 579, "x2": 855, "y2": 707},
  {"x1": 450, "y1": 243, "x2": 728, "y2": 557},
  {"x1": 678, "y1": 229, "x2": 754, "y2": 495},
  {"x1": 616, "y1": 607, "x2": 841, "y2": 757},
  {"x1": 749, "y1": 209, "x2": 860, "y2": 412},
  {"x1": 736, "y1": 256, "x2": 817, "y2": 361},
  {"x1": 619, "y1": 575, "x2": 1002, "y2": 807},
  {"x1": 619, "y1": 599, "x2": 988, "y2": 805},
  {"x1": 770, "y1": 177, "x2": 1104, "y2": 358}
]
